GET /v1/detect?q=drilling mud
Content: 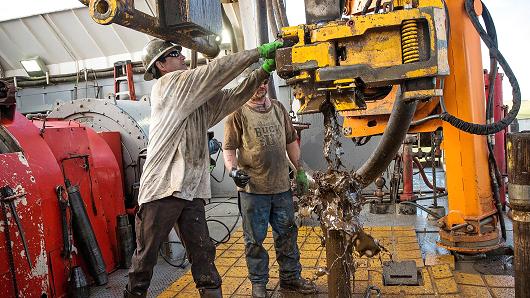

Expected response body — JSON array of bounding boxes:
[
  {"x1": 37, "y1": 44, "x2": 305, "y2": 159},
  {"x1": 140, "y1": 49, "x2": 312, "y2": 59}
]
[{"x1": 297, "y1": 102, "x2": 384, "y2": 295}]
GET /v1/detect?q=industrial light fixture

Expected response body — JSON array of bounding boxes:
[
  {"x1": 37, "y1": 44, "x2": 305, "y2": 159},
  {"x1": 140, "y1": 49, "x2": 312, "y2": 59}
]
[{"x1": 20, "y1": 56, "x2": 48, "y2": 77}]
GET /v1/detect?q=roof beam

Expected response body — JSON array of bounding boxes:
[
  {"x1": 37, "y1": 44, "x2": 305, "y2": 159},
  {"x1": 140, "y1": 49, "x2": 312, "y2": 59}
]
[
  {"x1": 71, "y1": 9, "x2": 105, "y2": 57},
  {"x1": 41, "y1": 14, "x2": 80, "y2": 62},
  {"x1": 0, "y1": 27, "x2": 20, "y2": 69}
]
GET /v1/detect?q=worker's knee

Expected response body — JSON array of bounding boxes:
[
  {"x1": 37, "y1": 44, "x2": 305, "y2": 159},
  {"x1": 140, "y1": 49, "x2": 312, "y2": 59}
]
[{"x1": 245, "y1": 242, "x2": 267, "y2": 257}]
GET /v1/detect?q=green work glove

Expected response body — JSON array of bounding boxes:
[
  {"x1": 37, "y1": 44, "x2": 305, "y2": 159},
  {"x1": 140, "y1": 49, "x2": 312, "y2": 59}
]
[
  {"x1": 262, "y1": 59, "x2": 276, "y2": 73},
  {"x1": 257, "y1": 41, "x2": 284, "y2": 59},
  {"x1": 295, "y1": 169, "x2": 309, "y2": 196}
]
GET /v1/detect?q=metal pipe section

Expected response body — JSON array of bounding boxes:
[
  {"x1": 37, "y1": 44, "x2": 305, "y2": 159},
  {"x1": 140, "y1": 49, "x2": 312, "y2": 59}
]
[
  {"x1": 326, "y1": 229, "x2": 353, "y2": 298},
  {"x1": 399, "y1": 136, "x2": 417, "y2": 214},
  {"x1": 354, "y1": 88, "x2": 418, "y2": 188},
  {"x1": 8, "y1": 59, "x2": 207, "y2": 88},
  {"x1": 67, "y1": 182, "x2": 108, "y2": 286},
  {"x1": 507, "y1": 132, "x2": 530, "y2": 298},
  {"x1": 401, "y1": 136, "x2": 416, "y2": 201},
  {"x1": 86, "y1": 0, "x2": 220, "y2": 58}
]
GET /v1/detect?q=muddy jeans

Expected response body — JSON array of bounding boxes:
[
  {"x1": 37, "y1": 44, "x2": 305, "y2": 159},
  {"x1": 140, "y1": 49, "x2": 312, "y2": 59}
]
[
  {"x1": 128, "y1": 196, "x2": 221, "y2": 294},
  {"x1": 239, "y1": 191, "x2": 302, "y2": 285}
]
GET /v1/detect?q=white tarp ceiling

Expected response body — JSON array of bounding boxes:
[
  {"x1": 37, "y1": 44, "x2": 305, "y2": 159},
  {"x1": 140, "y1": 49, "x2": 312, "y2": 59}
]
[{"x1": 0, "y1": 1, "x2": 157, "y2": 77}]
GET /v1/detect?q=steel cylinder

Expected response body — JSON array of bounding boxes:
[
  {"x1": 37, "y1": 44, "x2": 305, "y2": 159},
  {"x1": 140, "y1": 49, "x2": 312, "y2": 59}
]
[
  {"x1": 507, "y1": 132, "x2": 530, "y2": 298},
  {"x1": 116, "y1": 214, "x2": 135, "y2": 268},
  {"x1": 67, "y1": 184, "x2": 109, "y2": 286},
  {"x1": 399, "y1": 136, "x2": 417, "y2": 214},
  {"x1": 68, "y1": 266, "x2": 89, "y2": 298}
]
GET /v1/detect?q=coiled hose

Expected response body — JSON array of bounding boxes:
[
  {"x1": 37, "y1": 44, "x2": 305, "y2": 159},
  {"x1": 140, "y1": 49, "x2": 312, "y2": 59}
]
[{"x1": 439, "y1": 0, "x2": 521, "y2": 135}]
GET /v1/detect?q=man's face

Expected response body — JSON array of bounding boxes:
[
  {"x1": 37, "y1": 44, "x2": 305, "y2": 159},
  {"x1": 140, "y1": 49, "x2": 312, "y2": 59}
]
[
  {"x1": 156, "y1": 50, "x2": 187, "y2": 74},
  {"x1": 250, "y1": 79, "x2": 269, "y2": 102}
]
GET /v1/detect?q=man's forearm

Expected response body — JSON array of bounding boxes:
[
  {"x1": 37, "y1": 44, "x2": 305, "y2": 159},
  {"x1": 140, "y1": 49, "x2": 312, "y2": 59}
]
[
  {"x1": 223, "y1": 149, "x2": 238, "y2": 170},
  {"x1": 286, "y1": 141, "x2": 302, "y2": 170}
]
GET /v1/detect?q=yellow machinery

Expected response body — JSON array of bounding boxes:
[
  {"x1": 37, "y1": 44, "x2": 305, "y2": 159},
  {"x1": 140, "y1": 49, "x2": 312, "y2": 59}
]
[{"x1": 276, "y1": 0, "x2": 520, "y2": 253}]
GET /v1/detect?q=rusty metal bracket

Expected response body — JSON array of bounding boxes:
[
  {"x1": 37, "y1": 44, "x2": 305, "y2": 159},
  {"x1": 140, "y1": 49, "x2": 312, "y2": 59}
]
[{"x1": 84, "y1": 0, "x2": 220, "y2": 58}]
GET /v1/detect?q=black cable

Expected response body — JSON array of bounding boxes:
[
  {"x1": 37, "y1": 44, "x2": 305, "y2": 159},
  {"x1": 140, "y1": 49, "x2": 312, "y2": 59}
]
[
  {"x1": 374, "y1": 0, "x2": 382, "y2": 13},
  {"x1": 400, "y1": 201, "x2": 442, "y2": 220},
  {"x1": 159, "y1": 241, "x2": 187, "y2": 268},
  {"x1": 487, "y1": 142, "x2": 507, "y2": 240},
  {"x1": 439, "y1": 0, "x2": 521, "y2": 135},
  {"x1": 159, "y1": 199, "x2": 242, "y2": 267},
  {"x1": 466, "y1": 0, "x2": 507, "y2": 240},
  {"x1": 362, "y1": 0, "x2": 373, "y2": 15}
]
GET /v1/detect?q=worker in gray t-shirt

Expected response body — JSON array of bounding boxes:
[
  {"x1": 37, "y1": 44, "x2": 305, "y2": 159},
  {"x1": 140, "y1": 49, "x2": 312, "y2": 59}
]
[
  {"x1": 125, "y1": 39, "x2": 282, "y2": 298},
  {"x1": 223, "y1": 79, "x2": 316, "y2": 298}
]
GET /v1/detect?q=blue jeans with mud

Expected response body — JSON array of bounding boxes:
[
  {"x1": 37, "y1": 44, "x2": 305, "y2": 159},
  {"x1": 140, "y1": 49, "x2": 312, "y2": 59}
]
[{"x1": 239, "y1": 191, "x2": 302, "y2": 285}]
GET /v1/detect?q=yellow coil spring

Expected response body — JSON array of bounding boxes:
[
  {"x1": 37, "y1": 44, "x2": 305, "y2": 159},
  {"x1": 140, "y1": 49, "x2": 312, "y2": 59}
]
[{"x1": 401, "y1": 20, "x2": 420, "y2": 63}]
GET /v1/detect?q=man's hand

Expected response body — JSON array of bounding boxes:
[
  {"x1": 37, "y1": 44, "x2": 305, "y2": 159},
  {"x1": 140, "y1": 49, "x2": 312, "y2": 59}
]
[
  {"x1": 295, "y1": 169, "x2": 309, "y2": 196},
  {"x1": 257, "y1": 41, "x2": 284, "y2": 59},
  {"x1": 262, "y1": 59, "x2": 276, "y2": 73},
  {"x1": 229, "y1": 167, "x2": 250, "y2": 188}
]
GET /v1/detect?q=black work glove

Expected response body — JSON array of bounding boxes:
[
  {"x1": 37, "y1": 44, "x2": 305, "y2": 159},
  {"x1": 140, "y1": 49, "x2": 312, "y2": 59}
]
[{"x1": 229, "y1": 167, "x2": 250, "y2": 188}]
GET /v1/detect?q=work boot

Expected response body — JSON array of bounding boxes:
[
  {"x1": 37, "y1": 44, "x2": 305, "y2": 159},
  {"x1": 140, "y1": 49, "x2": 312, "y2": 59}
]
[
  {"x1": 280, "y1": 278, "x2": 317, "y2": 294},
  {"x1": 251, "y1": 283, "x2": 267, "y2": 298},
  {"x1": 123, "y1": 286, "x2": 146, "y2": 298},
  {"x1": 198, "y1": 287, "x2": 222, "y2": 298}
]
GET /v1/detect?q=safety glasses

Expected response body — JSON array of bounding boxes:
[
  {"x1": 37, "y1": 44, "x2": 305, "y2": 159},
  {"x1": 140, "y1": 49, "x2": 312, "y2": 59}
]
[{"x1": 164, "y1": 50, "x2": 182, "y2": 59}]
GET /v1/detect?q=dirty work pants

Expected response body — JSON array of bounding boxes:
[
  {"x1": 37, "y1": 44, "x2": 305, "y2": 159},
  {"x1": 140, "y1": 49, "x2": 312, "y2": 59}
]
[
  {"x1": 128, "y1": 196, "x2": 221, "y2": 294},
  {"x1": 239, "y1": 191, "x2": 302, "y2": 285}
]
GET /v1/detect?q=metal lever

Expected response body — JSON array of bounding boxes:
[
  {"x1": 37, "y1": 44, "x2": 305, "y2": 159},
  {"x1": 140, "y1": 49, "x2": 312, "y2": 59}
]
[{"x1": 0, "y1": 186, "x2": 32, "y2": 268}]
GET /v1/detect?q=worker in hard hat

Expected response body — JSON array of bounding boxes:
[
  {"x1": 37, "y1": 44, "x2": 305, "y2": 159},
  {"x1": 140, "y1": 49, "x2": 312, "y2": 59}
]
[
  {"x1": 125, "y1": 39, "x2": 283, "y2": 298},
  {"x1": 222, "y1": 78, "x2": 316, "y2": 297}
]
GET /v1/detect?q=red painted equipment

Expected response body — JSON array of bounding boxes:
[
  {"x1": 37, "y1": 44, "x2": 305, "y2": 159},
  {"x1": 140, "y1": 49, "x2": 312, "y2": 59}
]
[
  {"x1": 399, "y1": 136, "x2": 417, "y2": 214},
  {"x1": 1, "y1": 96, "x2": 127, "y2": 297},
  {"x1": 484, "y1": 70, "x2": 507, "y2": 206}
]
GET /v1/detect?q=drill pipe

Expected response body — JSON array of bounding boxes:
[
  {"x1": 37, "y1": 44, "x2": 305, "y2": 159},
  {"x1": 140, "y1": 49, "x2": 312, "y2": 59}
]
[
  {"x1": 354, "y1": 87, "x2": 418, "y2": 188},
  {"x1": 84, "y1": 0, "x2": 220, "y2": 58},
  {"x1": 507, "y1": 132, "x2": 530, "y2": 298}
]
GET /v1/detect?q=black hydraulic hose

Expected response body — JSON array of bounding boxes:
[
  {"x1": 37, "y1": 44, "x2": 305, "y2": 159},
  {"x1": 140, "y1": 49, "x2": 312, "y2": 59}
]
[
  {"x1": 482, "y1": 2, "x2": 498, "y2": 123},
  {"x1": 488, "y1": 142, "x2": 507, "y2": 241},
  {"x1": 400, "y1": 201, "x2": 442, "y2": 220},
  {"x1": 439, "y1": 0, "x2": 521, "y2": 135},
  {"x1": 362, "y1": 0, "x2": 373, "y2": 15},
  {"x1": 374, "y1": 0, "x2": 383, "y2": 13},
  {"x1": 470, "y1": 0, "x2": 507, "y2": 240},
  {"x1": 354, "y1": 87, "x2": 418, "y2": 188},
  {"x1": 412, "y1": 156, "x2": 446, "y2": 192}
]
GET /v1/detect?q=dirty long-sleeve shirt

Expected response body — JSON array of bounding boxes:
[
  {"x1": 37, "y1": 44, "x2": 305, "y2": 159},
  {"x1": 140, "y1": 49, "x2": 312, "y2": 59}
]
[{"x1": 138, "y1": 49, "x2": 268, "y2": 205}]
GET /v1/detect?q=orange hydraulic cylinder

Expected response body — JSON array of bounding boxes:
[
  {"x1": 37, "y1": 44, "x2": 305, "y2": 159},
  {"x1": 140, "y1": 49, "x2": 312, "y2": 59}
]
[{"x1": 438, "y1": 0, "x2": 500, "y2": 251}]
